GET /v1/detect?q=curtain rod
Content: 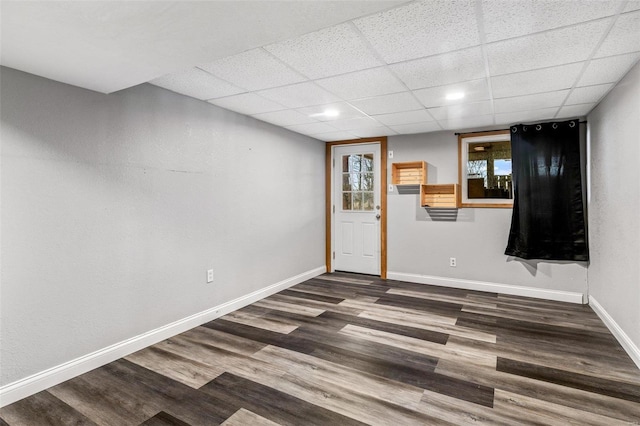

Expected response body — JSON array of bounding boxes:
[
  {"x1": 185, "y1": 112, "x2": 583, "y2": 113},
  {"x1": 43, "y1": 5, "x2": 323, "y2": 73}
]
[{"x1": 454, "y1": 121, "x2": 587, "y2": 136}]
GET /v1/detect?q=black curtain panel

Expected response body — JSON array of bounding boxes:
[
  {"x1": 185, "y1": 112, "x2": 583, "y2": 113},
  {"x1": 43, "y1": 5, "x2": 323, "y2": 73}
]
[{"x1": 505, "y1": 120, "x2": 589, "y2": 261}]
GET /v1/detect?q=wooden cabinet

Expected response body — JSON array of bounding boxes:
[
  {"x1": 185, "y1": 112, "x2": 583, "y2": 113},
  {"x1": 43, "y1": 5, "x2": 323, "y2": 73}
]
[{"x1": 421, "y1": 184, "x2": 461, "y2": 208}]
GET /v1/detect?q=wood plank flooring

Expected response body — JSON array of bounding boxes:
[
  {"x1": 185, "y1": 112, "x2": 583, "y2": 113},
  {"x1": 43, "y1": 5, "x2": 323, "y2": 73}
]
[{"x1": 2, "y1": 272, "x2": 640, "y2": 425}]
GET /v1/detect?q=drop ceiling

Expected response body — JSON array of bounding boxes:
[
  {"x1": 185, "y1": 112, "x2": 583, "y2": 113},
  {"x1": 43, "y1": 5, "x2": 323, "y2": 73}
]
[{"x1": 2, "y1": 1, "x2": 640, "y2": 141}]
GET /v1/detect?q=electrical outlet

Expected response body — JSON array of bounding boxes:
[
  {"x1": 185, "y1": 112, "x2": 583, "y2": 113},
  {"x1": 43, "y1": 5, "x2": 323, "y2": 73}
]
[
  {"x1": 389, "y1": 184, "x2": 394, "y2": 192},
  {"x1": 207, "y1": 269, "x2": 214, "y2": 283},
  {"x1": 449, "y1": 257, "x2": 457, "y2": 267},
  {"x1": 388, "y1": 150, "x2": 394, "y2": 159}
]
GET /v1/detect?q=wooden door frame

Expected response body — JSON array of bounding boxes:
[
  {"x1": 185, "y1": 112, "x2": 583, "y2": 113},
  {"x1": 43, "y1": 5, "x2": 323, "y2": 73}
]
[{"x1": 326, "y1": 137, "x2": 387, "y2": 279}]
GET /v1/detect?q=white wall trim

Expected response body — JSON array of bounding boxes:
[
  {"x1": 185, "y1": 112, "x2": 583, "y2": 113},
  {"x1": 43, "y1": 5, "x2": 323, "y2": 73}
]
[
  {"x1": 387, "y1": 271, "x2": 584, "y2": 304},
  {"x1": 0, "y1": 266, "x2": 326, "y2": 408},
  {"x1": 589, "y1": 295, "x2": 640, "y2": 370}
]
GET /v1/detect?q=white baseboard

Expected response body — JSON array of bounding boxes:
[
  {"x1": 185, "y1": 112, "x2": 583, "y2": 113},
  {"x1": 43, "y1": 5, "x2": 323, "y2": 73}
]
[
  {"x1": 589, "y1": 296, "x2": 640, "y2": 370},
  {"x1": 387, "y1": 271, "x2": 585, "y2": 304},
  {"x1": 0, "y1": 266, "x2": 326, "y2": 408}
]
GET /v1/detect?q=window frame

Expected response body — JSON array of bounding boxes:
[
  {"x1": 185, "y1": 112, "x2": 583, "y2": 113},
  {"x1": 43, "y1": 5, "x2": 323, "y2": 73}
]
[{"x1": 458, "y1": 130, "x2": 513, "y2": 208}]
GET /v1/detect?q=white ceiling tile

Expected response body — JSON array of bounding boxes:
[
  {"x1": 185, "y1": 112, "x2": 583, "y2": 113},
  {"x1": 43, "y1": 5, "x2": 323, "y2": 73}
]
[
  {"x1": 494, "y1": 90, "x2": 569, "y2": 114},
  {"x1": 413, "y1": 79, "x2": 491, "y2": 108},
  {"x1": 150, "y1": 68, "x2": 245, "y2": 100},
  {"x1": 197, "y1": 48, "x2": 306, "y2": 91},
  {"x1": 388, "y1": 122, "x2": 442, "y2": 134},
  {"x1": 315, "y1": 67, "x2": 407, "y2": 100},
  {"x1": 314, "y1": 131, "x2": 360, "y2": 142},
  {"x1": 492, "y1": 63, "x2": 584, "y2": 98},
  {"x1": 296, "y1": 102, "x2": 368, "y2": 121},
  {"x1": 349, "y1": 127, "x2": 398, "y2": 138},
  {"x1": 438, "y1": 115, "x2": 495, "y2": 131},
  {"x1": 390, "y1": 47, "x2": 486, "y2": 90},
  {"x1": 285, "y1": 122, "x2": 337, "y2": 135},
  {"x1": 494, "y1": 107, "x2": 559, "y2": 126},
  {"x1": 578, "y1": 52, "x2": 640, "y2": 86},
  {"x1": 566, "y1": 84, "x2": 614, "y2": 105},
  {"x1": 207, "y1": 93, "x2": 285, "y2": 115},
  {"x1": 557, "y1": 103, "x2": 596, "y2": 118},
  {"x1": 595, "y1": 11, "x2": 640, "y2": 58},
  {"x1": 373, "y1": 109, "x2": 434, "y2": 126},
  {"x1": 264, "y1": 23, "x2": 382, "y2": 80},
  {"x1": 257, "y1": 82, "x2": 341, "y2": 108},
  {"x1": 482, "y1": 0, "x2": 622, "y2": 42},
  {"x1": 328, "y1": 117, "x2": 382, "y2": 131},
  {"x1": 349, "y1": 92, "x2": 423, "y2": 115},
  {"x1": 354, "y1": 0, "x2": 480, "y2": 63},
  {"x1": 487, "y1": 20, "x2": 610, "y2": 76},
  {"x1": 251, "y1": 110, "x2": 317, "y2": 127},
  {"x1": 428, "y1": 100, "x2": 494, "y2": 121},
  {"x1": 625, "y1": 1, "x2": 640, "y2": 12}
]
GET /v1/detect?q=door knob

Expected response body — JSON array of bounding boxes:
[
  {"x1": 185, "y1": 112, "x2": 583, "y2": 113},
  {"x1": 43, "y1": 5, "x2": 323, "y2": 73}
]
[{"x1": 375, "y1": 214, "x2": 381, "y2": 220}]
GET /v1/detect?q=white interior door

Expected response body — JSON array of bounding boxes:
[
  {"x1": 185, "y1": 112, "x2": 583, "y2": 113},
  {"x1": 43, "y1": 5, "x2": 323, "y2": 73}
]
[{"x1": 333, "y1": 143, "x2": 381, "y2": 275}]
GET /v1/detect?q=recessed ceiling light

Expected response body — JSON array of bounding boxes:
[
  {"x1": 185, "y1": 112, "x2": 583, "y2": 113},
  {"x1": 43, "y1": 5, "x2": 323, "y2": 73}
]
[
  {"x1": 310, "y1": 108, "x2": 340, "y2": 118},
  {"x1": 445, "y1": 92, "x2": 465, "y2": 101}
]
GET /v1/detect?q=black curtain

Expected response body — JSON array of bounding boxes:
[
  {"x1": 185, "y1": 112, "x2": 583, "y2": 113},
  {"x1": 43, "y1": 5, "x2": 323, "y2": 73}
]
[{"x1": 505, "y1": 120, "x2": 588, "y2": 261}]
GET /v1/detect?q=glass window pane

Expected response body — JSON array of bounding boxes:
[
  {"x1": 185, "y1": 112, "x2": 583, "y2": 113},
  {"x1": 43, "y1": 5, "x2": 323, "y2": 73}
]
[
  {"x1": 342, "y1": 174, "x2": 352, "y2": 191},
  {"x1": 351, "y1": 173, "x2": 361, "y2": 191},
  {"x1": 353, "y1": 192, "x2": 363, "y2": 210},
  {"x1": 342, "y1": 192, "x2": 352, "y2": 210},
  {"x1": 349, "y1": 155, "x2": 362, "y2": 173},
  {"x1": 361, "y1": 173, "x2": 374, "y2": 191},
  {"x1": 363, "y1": 192, "x2": 374, "y2": 211},
  {"x1": 362, "y1": 154, "x2": 374, "y2": 172}
]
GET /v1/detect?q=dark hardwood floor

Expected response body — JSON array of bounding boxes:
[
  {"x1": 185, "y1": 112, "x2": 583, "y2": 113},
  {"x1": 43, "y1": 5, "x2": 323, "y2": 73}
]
[{"x1": 2, "y1": 272, "x2": 640, "y2": 425}]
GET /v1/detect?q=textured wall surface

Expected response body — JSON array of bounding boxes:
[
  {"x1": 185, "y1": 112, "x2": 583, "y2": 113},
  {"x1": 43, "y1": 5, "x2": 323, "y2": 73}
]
[
  {"x1": 587, "y1": 61, "x2": 640, "y2": 351},
  {"x1": 387, "y1": 131, "x2": 588, "y2": 295},
  {"x1": 0, "y1": 67, "x2": 325, "y2": 386}
]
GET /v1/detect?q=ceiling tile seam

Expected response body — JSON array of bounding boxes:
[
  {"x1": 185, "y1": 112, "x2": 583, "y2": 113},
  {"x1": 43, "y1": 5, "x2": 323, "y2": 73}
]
[
  {"x1": 341, "y1": 104, "x2": 398, "y2": 136},
  {"x1": 492, "y1": 87, "x2": 570, "y2": 101},
  {"x1": 346, "y1": 21, "x2": 444, "y2": 130},
  {"x1": 370, "y1": 108, "x2": 441, "y2": 126},
  {"x1": 192, "y1": 66, "x2": 248, "y2": 96},
  {"x1": 263, "y1": 24, "x2": 396, "y2": 134},
  {"x1": 202, "y1": 90, "x2": 290, "y2": 111},
  {"x1": 490, "y1": 58, "x2": 589, "y2": 79},
  {"x1": 344, "y1": 19, "x2": 434, "y2": 128},
  {"x1": 553, "y1": 1, "x2": 628, "y2": 118},
  {"x1": 483, "y1": 14, "x2": 620, "y2": 46},
  {"x1": 257, "y1": 46, "x2": 316, "y2": 83},
  {"x1": 341, "y1": 88, "x2": 412, "y2": 104},
  {"x1": 372, "y1": 43, "x2": 484, "y2": 68},
  {"x1": 475, "y1": 0, "x2": 496, "y2": 126}
]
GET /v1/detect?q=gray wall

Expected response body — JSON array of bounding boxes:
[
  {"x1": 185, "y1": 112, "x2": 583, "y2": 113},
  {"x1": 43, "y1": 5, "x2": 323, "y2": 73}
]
[
  {"x1": 587, "y1": 61, "x2": 640, "y2": 351},
  {"x1": 0, "y1": 67, "x2": 325, "y2": 386},
  {"x1": 387, "y1": 132, "x2": 588, "y2": 296}
]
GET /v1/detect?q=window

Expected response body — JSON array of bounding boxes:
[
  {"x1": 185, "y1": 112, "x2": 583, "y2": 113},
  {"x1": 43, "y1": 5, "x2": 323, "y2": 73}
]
[
  {"x1": 342, "y1": 154, "x2": 375, "y2": 211},
  {"x1": 458, "y1": 130, "x2": 513, "y2": 208}
]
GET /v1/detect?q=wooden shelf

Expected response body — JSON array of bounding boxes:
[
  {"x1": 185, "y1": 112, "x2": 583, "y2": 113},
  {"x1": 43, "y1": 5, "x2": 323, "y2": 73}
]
[
  {"x1": 421, "y1": 184, "x2": 461, "y2": 208},
  {"x1": 391, "y1": 161, "x2": 427, "y2": 186}
]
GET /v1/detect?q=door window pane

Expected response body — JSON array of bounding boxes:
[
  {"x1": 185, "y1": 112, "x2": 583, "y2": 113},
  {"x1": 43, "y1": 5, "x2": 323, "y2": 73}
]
[
  {"x1": 362, "y1": 173, "x2": 374, "y2": 191},
  {"x1": 342, "y1": 193, "x2": 352, "y2": 210},
  {"x1": 353, "y1": 192, "x2": 362, "y2": 210},
  {"x1": 363, "y1": 192, "x2": 374, "y2": 210},
  {"x1": 362, "y1": 154, "x2": 374, "y2": 172},
  {"x1": 340, "y1": 153, "x2": 375, "y2": 211}
]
